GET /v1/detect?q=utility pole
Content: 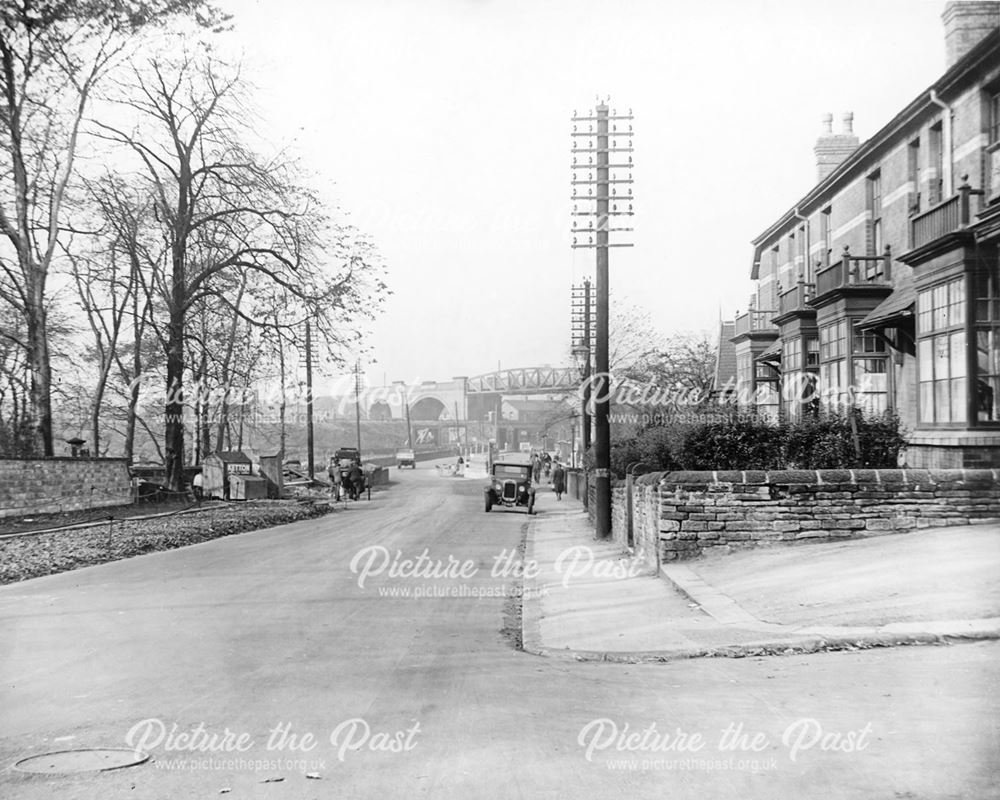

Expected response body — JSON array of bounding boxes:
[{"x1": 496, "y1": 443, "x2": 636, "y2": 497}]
[
  {"x1": 354, "y1": 359, "x2": 363, "y2": 454},
  {"x1": 304, "y1": 318, "x2": 315, "y2": 480},
  {"x1": 571, "y1": 99, "x2": 634, "y2": 539},
  {"x1": 404, "y1": 397, "x2": 413, "y2": 449},
  {"x1": 571, "y1": 278, "x2": 595, "y2": 453}
]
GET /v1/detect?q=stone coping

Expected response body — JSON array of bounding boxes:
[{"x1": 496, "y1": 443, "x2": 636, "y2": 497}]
[{"x1": 636, "y1": 468, "x2": 1000, "y2": 487}]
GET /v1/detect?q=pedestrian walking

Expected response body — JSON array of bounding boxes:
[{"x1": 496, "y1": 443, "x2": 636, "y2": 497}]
[
  {"x1": 552, "y1": 459, "x2": 565, "y2": 501},
  {"x1": 348, "y1": 461, "x2": 364, "y2": 500}
]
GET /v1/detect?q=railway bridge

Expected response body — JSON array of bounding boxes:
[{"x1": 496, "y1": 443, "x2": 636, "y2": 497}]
[{"x1": 360, "y1": 366, "x2": 580, "y2": 450}]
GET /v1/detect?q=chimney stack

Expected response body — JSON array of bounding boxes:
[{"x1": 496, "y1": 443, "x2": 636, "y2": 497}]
[
  {"x1": 814, "y1": 112, "x2": 859, "y2": 183},
  {"x1": 943, "y1": 1, "x2": 1000, "y2": 69}
]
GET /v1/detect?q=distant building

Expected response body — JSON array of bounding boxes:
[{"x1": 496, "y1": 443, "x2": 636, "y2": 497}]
[
  {"x1": 722, "y1": 1, "x2": 1000, "y2": 467},
  {"x1": 711, "y1": 320, "x2": 738, "y2": 403}
]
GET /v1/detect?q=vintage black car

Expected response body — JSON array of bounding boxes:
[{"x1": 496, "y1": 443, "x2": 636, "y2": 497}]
[{"x1": 484, "y1": 457, "x2": 535, "y2": 514}]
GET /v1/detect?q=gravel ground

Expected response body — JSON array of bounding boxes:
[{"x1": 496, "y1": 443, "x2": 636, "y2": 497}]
[
  {"x1": 0, "y1": 499, "x2": 219, "y2": 535},
  {"x1": 0, "y1": 499, "x2": 332, "y2": 585}
]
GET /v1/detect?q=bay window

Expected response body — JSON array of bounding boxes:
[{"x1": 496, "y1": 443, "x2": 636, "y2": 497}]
[
  {"x1": 781, "y1": 336, "x2": 819, "y2": 421},
  {"x1": 917, "y1": 277, "x2": 967, "y2": 424},
  {"x1": 852, "y1": 329, "x2": 888, "y2": 413},
  {"x1": 755, "y1": 362, "x2": 780, "y2": 422},
  {"x1": 736, "y1": 353, "x2": 752, "y2": 407},
  {"x1": 975, "y1": 266, "x2": 1000, "y2": 422},
  {"x1": 819, "y1": 320, "x2": 848, "y2": 408}
]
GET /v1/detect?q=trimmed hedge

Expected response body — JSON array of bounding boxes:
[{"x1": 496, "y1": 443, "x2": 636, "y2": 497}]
[{"x1": 610, "y1": 410, "x2": 906, "y2": 476}]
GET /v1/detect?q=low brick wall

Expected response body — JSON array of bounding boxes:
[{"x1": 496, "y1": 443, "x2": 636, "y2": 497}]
[
  {"x1": 612, "y1": 468, "x2": 1000, "y2": 563},
  {"x1": 0, "y1": 457, "x2": 133, "y2": 519}
]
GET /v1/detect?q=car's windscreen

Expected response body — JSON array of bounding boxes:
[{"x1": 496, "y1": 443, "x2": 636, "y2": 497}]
[{"x1": 494, "y1": 465, "x2": 529, "y2": 478}]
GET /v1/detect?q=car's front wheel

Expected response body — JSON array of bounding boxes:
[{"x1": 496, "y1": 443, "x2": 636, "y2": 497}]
[{"x1": 484, "y1": 494, "x2": 493, "y2": 513}]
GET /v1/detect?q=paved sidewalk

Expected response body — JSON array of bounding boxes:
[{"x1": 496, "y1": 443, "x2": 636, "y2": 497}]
[{"x1": 521, "y1": 499, "x2": 1000, "y2": 662}]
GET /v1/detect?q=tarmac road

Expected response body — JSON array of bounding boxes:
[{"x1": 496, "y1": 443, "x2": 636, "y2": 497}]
[{"x1": 0, "y1": 459, "x2": 997, "y2": 799}]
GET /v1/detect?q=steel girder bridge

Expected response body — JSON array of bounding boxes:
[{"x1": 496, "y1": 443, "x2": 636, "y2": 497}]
[{"x1": 464, "y1": 366, "x2": 579, "y2": 395}]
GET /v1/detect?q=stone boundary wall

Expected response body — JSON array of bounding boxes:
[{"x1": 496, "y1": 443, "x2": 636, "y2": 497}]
[
  {"x1": 0, "y1": 458, "x2": 133, "y2": 519},
  {"x1": 565, "y1": 469, "x2": 587, "y2": 503},
  {"x1": 611, "y1": 484, "x2": 627, "y2": 539},
  {"x1": 610, "y1": 468, "x2": 1000, "y2": 563}
]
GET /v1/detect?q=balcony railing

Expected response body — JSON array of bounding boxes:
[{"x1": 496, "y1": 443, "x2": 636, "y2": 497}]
[
  {"x1": 909, "y1": 180, "x2": 983, "y2": 251},
  {"x1": 733, "y1": 309, "x2": 777, "y2": 337},
  {"x1": 814, "y1": 246, "x2": 892, "y2": 298},
  {"x1": 778, "y1": 282, "x2": 815, "y2": 317}
]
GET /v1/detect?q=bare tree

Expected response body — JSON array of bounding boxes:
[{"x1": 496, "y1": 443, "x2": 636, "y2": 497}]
[
  {"x1": 67, "y1": 180, "x2": 137, "y2": 455},
  {"x1": 609, "y1": 299, "x2": 665, "y2": 375},
  {"x1": 93, "y1": 53, "x2": 387, "y2": 490},
  {"x1": 0, "y1": 306, "x2": 32, "y2": 454},
  {"x1": 0, "y1": 0, "x2": 225, "y2": 455},
  {"x1": 627, "y1": 332, "x2": 717, "y2": 395}
]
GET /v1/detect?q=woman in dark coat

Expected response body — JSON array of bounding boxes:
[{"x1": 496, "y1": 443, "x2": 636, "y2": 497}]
[{"x1": 551, "y1": 460, "x2": 566, "y2": 500}]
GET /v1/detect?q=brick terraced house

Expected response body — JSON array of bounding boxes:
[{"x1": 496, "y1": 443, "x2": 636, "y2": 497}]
[{"x1": 725, "y1": 1, "x2": 1000, "y2": 468}]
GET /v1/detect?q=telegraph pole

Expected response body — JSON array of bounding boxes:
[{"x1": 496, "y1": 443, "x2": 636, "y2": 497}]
[
  {"x1": 304, "y1": 319, "x2": 316, "y2": 480},
  {"x1": 354, "y1": 359, "x2": 363, "y2": 454},
  {"x1": 404, "y1": 398, "x2": 413, "y2": 449},
  {"x1": 571, "y1": 100, "x2": 634, "y2": 539},
  {"x1": 571, "y1": 278, "x2": 594, "y2": 454}
]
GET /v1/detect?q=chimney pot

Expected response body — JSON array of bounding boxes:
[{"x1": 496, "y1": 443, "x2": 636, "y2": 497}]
[{"x1": 814, "y1": 111, "x2": 860, "y2": 183}]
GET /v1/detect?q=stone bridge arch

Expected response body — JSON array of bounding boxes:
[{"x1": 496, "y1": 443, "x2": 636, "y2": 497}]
[{"x1": 410, "y1": 395, "x2": 449, "y2": 421}]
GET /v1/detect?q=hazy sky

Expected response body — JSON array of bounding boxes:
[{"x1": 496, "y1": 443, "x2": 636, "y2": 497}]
[{"x1": 217, "y1": 0, "x2": 946, "y2": 389}]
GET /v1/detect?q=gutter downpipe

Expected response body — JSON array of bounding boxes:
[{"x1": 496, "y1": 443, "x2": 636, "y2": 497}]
[
  {"x1": 793, "y1": 207, "x2": 809, "y2": 283},
  {"x1": 929, "y1": 90, "x2": 953, "y2": 198}
]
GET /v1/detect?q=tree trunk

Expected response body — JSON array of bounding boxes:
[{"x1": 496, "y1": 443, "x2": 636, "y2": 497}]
[
  {"x1": 236, "y1": 385, "x2": 245, "y2": 451},
  {"x1": 26, "y1": 306, "x2": 53, "y2": 456},
  {"x1": 197, "y1": 327, "x2": 209, "y2": 462},
  {"x1": 277, "y1": 325, "x2": 287, "y2": 460},
  {"x1": 123, "y1": 294, "x2": 142, "y2": 465},
  {"x1": 124, "y1": 377, "x2": 138, "y2": 464},
  {"x1": 91, "y1": 366, "x2": 110, "y2": 456},
  {"x1": 164, "y1": 303, "x2": 186, "y2": 492},
  {"x1": 214, "y1": 279, "x2": 246, "y2": 452}
]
